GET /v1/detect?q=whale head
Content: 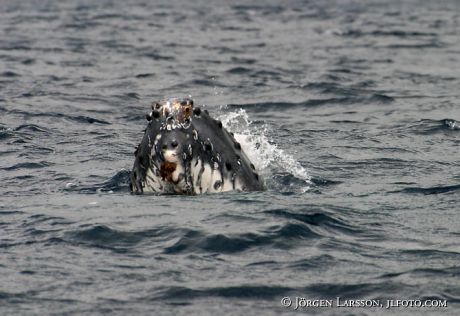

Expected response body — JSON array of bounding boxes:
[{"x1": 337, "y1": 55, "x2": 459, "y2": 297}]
[{"x1": 130, "y1": 98, "x2": 264, "y2": 195}]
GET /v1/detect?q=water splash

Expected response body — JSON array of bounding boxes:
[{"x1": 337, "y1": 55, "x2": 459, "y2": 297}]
[
  {"x1": 444, "y1": 119, "x2": 459, "y2": 131},
  {"x1": 217, "y1": 108, "x2": 311, "y2": 190}
]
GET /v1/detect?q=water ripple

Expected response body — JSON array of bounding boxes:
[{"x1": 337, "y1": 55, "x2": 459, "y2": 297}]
[
  {"x1": 263, "y1": 209, "x2": 362, "y2": 236},
  {"x1": 164, "y1": 222, "x2": 319, "y2": 255},
  {"x1": 2, "y1": 161, "x2": 51, "y2": 171},
  {"x1": 396, "y1": 184, "x2": 460, "y2": 195},
  {"x1": 1, "y1": 0, "x2": 459, "y2": 314},
  {"x1": 228, "y1": 95, "x2": 394, "y2": 111},
  {"x1": 153, "y1": 285, "x2": 292, "y2": 301},
  {"x1": 406, "y1": 119, "x2": 460, "y2": 135}
]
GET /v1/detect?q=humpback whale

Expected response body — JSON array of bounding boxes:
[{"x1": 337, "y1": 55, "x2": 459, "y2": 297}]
[{"x1": 130, "y1": 98, "x2": 264, "y2": 194}]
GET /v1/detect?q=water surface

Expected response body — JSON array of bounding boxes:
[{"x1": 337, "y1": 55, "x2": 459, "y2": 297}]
[{"x1": 1, "y1": 0, "x2": 459, "y2": 315}]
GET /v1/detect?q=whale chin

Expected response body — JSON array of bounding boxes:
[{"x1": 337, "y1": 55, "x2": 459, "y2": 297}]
[{"x1": 130, "y1": 98, "x2": 265, "y2": 195}]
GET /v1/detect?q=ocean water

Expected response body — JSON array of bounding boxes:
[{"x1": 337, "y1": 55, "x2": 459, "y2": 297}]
[{"x1": 1, "y1": 0, "x2": 459, "y2": 315}]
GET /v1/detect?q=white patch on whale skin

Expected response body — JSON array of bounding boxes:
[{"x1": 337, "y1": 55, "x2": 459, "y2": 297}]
[
  {"x1": 154, "y1": 134, "x2": 161, "y2": 147},
  {"x1": 189, "y1": 158, "x2": 239, "y2": 194},
  {"x1": 172, "y1": 166, "x2": 184, "y2": 183},
  {"x1": 209, "y1": 165, "x2": 223, "y2": 193},
  {"x1": 200, "y1": 163, "x2": 213, "y2": 194},
  {"x1": 148, "y1": 135, "x2": 152, "y2": 147},
  {"x1": 191, "y1": 158, "x2": 202, "y2": 194},
  {"x1": 190, "y1": 159, "x2": 220, "y2": 194},
  {"x1": 222, "y1": 176, "x2": 234, "y2": 192},
  {"x1": 144, "y1": 166, "x2": 163, "y2": 193},
  {"x1": 234, "y1": 177, "x2": 243, "y2": 191}
]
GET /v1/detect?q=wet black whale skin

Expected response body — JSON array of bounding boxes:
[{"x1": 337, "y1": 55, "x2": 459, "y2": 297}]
[{"x1": 130, "y1": 108, "x2": 264, "y2": 194}]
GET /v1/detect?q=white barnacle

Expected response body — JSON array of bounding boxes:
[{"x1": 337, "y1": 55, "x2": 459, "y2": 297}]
[{"x1": 188, "y1": 144, "x2": 193, "y2": 156}]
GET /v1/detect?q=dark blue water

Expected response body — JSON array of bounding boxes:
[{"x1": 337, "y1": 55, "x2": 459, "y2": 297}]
[{"x1": 1, "y1": 0, "x2": 459, "y2": 315}]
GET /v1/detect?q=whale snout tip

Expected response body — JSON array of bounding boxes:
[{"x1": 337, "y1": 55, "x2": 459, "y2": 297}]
[{"x1": 162, "y1": 149, "x2": 180, "y2": 163}]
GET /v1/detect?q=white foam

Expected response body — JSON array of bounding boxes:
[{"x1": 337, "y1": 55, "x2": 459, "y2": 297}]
[{"x1": 217, "y1": 108, "x2": 312, "y2": 189}]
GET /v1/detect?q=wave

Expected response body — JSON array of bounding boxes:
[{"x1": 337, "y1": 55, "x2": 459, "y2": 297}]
[
  {"x1": 1, "y1": 71, "x2": 20, "y2": 78},
  {"x1": 0, "y1": 126, "x2": 14, "y2": 140},
  {"x1": 67, "y1": 224, "x2": 168, "y2": 250},
  {"x1": 380, "y1": 266, "x2": 460, "y2": 279},
  {"x1": 227, "y1": 94, "x2": 394, "y2": 112},
  {"x1": 337, "y1": 29, "x2": 438, "y2": 38},
  {"x1": 14, "y1": 124, "x2": 51, "y2": 133},
  {"x1": 151, "y1": 281, "x2": 440, "y2": 302},
  {"x1": 405, "y1": 119, "x2": 460, "y2": 135},
  {"x1": 396, "y1": 183, "x2": 460, "y2": 195},
  {"x1": 164, "y1": 222, "x2": 320, "y2": 254},
  {"x1": 152, "y1": 284, "x2": 292, "y2": 301},
  {"x1": 263, "y1": 209, "x2": 362, "y2": 236},
  {"x1": 2, "y1": 161, "x2": 51, "y2": 171},
  {"x1": 3, "y1": 108, "x2": 111, "y2": 126},
  {"x1": 63, "y1": 169, "x2": 131, "y2": 194}
]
